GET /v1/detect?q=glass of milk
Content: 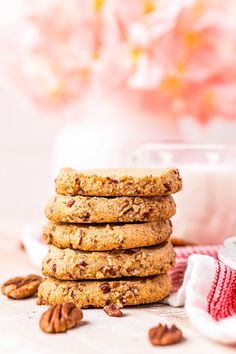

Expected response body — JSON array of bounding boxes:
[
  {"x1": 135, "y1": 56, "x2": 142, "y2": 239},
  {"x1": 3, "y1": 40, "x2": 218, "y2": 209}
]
[{"x1": 127, "y1": 144, "x2": 236, "y2": 245}]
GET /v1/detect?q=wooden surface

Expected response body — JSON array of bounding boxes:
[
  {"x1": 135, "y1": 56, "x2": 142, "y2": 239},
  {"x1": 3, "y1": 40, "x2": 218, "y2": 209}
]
[{"x1": 0, "y1": 230, "x2": 235, "y2": 354}]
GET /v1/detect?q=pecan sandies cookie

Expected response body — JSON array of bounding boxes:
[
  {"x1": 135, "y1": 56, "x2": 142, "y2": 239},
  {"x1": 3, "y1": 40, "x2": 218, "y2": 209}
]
[{"x1": 55, "y1": 167, "x2": 182, "y2": 197}]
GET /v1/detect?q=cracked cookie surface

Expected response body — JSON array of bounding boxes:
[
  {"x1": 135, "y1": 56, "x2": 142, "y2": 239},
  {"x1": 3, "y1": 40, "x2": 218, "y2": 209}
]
[
  {"x1": 42, "y1": 241, "x2": 175, "y2": 280},
  {"x1": 55, "y1": 167, "x2": 182, "y2": 197},
  {"x1": 38, "y1": 274, "x2": 171, "y2": 308},
  {"x1": 43, "y1": 220, "x2": 172, "y2": 251},
  {"x1": 45, "y1": 195, "x2": 176, "y2": 223}
]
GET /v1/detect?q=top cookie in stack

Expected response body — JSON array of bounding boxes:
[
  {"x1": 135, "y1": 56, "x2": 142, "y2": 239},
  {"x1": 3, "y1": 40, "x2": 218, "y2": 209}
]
[
  {"x1": 39, "y1": 167, "x2": 182, "y2": 308},
  {"x1": 55, "y1": 167, "x2": 182, "y2": 197}
]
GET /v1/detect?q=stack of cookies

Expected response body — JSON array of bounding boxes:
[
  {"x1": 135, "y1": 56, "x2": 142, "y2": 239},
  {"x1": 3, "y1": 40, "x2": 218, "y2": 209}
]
[{"x1": 38, "y1": 168, "x2": 182, "y2": 308}]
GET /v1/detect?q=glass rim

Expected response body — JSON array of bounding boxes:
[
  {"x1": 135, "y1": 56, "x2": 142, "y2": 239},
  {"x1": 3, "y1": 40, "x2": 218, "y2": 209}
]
[{"x1": 133, "y1": 143, "x2": 236, "y2": 151}]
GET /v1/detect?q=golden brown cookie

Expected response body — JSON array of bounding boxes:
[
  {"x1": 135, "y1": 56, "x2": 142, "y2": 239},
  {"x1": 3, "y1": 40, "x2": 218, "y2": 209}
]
[
  {"x1": 37, "y1": 274, "x2": 171, "y2": 308},
  {"x1": 43, "y1": 220, "x2": 172, "y2": 251},
  {"x1": 55, "y1": 167, "x2": 182, "y2": 197},
  {"x1": 42, "y1": 241, "x2": 175, "y2": 280},
  {"x1": 45, "y1": 195, "x2": 176, "y2": 223}
]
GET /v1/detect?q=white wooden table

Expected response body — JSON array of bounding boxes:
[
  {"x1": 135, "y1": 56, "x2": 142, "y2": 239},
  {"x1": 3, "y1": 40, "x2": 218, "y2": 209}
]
[{"x1": 1, "y1": 230, "x2": 235, "y2": 354}]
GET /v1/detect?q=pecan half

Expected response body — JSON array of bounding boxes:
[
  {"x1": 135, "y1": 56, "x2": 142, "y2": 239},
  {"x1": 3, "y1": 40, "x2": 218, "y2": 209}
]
[
  {"x1": 40, "y1": 302, "x2": 83, "y2": 333},
  {"x1": 103, "y1": 303, "x2": 123, "y2": 317},
  {"x1": 149, "y1": 324, "x2": 183, "y2": 346},
  {"x1": 1, "y1": 274, "x2": 43, "y2": 299}
]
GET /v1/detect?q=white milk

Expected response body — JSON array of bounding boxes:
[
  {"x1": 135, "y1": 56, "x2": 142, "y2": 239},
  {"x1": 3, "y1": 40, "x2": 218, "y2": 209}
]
[
  {"x1": 128, "y1": 144, "x2": 236, "y2": 245},
  {"x1": 172, "y1": 164, "x2": 236, "y2": 244}
]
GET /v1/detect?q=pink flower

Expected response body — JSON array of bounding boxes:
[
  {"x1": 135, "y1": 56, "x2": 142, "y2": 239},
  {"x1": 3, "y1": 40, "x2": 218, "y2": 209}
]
[
  {"x1": 123, "y1": 0, "x2": 236, "y2": 122},
  {"x1": 18, "y1": 0, "x2": 106, "y2": 107},
  {"x1": 13, "y1": 0, "x2": 236, "y2": 122}
]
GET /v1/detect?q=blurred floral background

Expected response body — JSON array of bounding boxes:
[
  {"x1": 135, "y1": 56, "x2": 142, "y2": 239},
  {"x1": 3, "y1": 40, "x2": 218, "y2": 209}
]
[{"x1": 1, "y1": 0, "x2": 236, "y2": 234}]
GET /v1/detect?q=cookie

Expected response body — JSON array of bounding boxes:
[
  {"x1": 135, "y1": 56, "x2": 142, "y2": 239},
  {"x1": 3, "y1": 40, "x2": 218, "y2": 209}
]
[
  {"x1": 55, "y1": 167, "x2": 182, "y2": 197},
  {"x1": 42, "y1": 241, "x2": 175, "y2": 280},
  {"x1": 45, "y1": 195, "x2": 176, "y2": 223},
  {"x1": 37, "y1": 274, "x2": 171, "y2": 308},
  {"x1": 43, "y1": 219, "x2": 172, "y2": 251}
]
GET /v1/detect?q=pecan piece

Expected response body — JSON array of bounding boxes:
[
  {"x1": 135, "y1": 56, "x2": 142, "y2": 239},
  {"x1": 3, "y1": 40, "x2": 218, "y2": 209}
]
[
  {"x1": 163, "y1": 182, "x2": 171, "y2": 193},
  {"x1": 99, "y1": 282, "x2": 111, "y2": 294},
  {"x1": 52, "y1": 263, "x2": 57, "y2": 272},
  {"x1": 107, "y1": 177, "x2": 118, "y2": 184},
  {"x1": 108, "y1": 267, "x2": 116, "y2": 276},
  {"x1": 149, "y1": 324, "x2": 183, "y2": 346},
  {"x1": 123, "y1": 249, "x2": 136, "y2": 255},
  {"x1": 1, "y1": 274, "x2": 43, "y2": 299},
  {"x1": 103, "y1": 303, "x2": 123, "y2": 317},
  {"x1": 78, "y1": 229, "x2": 85, "y2": 246},
  {"x1": 67, "y1": 199, "x2": 75, "y2": 207},
  {"x1": 81, "y1": 212, "x2": 90, "y2": 221},
  {"x1": 40, "y1": 302, "x2": 83, "y2": 333}
]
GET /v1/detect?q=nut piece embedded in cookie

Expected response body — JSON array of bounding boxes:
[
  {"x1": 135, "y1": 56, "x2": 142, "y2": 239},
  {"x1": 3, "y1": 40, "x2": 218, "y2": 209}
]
[
  {"x1": 1, "y1": 274, "x2": 43, "y2": 299},
  {"x1": 39, "y1": 302, "x2": 83, "y2": 333},
  {"x1": 149, "y1": 324, "x2": 183, "y2": 346},
  {"x1": 99, "y1": 282, "x2": 111, "y2": 294},
  {"x1": 103, "y1": 303, "x2": 123, "y2": 317}
]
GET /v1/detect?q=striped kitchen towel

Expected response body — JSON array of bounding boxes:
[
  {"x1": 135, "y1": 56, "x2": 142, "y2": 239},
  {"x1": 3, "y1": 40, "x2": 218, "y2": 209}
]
[{"x1": 166, "y1": 245, "x2": 236, "y2": 344}]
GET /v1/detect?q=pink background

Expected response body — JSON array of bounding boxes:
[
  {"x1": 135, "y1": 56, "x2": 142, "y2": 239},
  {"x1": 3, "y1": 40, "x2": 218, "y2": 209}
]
[{"x1": 1, "y1": 0, "x2": 236, "y2": 231}]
